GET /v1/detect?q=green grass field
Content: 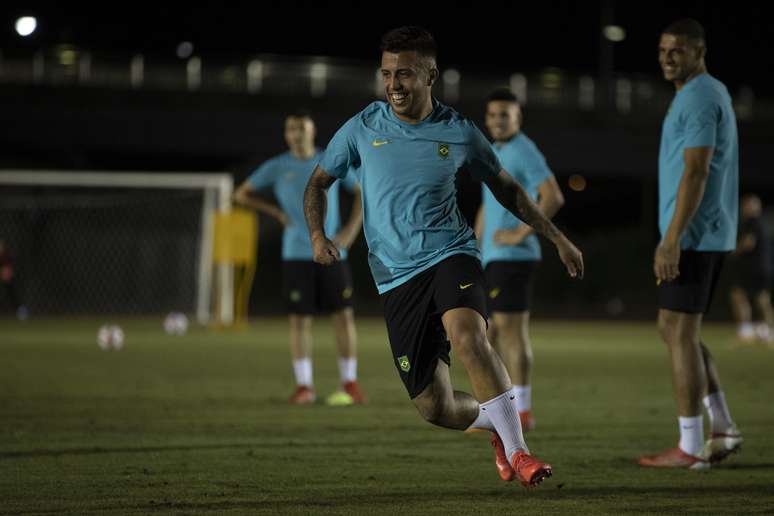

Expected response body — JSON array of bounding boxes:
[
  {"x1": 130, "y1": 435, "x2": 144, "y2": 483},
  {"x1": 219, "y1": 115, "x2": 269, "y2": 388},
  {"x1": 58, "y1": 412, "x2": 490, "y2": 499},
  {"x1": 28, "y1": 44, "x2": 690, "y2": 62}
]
[{"x1": 1, "y1": 317, "x2": 773, "y2": 515}]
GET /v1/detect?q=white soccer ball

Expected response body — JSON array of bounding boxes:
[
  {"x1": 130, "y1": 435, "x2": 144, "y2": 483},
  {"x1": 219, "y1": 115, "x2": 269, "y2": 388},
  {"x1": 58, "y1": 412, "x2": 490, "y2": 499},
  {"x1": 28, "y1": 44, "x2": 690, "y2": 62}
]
[
  {"x1": 97, "y1": 324, "x2": 124, "y2": 351},
  {"x1": 163, "y1": 312, "x2": 189, "y2": 336}
]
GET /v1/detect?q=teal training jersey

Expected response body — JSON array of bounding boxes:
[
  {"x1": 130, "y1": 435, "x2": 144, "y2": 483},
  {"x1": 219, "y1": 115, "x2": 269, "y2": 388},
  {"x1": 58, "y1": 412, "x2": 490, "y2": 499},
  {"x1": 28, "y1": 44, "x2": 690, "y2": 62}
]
[
  {"x1": 659, "y1": 73, "x2": 738, "y2": 251},
  {"x1": 318, "y1": 99, "x2": 502, "y2": 293},
  {"x1": 481, "y1": 132, "x2": 552, "y2": 266},
  {"x1": 248, "y1": 150, "x2": 357, "y2": 260}
]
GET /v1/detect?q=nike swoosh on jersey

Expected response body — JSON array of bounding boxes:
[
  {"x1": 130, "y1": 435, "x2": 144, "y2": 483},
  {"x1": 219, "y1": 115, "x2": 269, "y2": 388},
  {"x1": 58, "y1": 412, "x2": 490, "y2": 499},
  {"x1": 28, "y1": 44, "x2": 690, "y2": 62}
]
[
  {"x1": 372, "y1": 140, "x2": 390, "y2": 147},
  {"x1": 459, "y1": 283, "x2": 474, "y2": 290}
]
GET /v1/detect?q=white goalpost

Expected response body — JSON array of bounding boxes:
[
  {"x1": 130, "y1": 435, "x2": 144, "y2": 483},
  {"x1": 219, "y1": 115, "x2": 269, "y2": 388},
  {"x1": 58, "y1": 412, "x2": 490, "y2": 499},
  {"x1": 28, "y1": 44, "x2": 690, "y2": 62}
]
[{"x1": 0, "y1": 170, "x2": 234, "y2": 325}]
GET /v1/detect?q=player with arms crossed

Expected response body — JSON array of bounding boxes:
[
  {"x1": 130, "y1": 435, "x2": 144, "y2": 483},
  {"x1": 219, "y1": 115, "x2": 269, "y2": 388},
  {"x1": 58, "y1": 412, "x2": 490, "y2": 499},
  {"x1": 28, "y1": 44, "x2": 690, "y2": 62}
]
[{"x1": 304, "y1": 27, "x2": 583, "y2": 486}]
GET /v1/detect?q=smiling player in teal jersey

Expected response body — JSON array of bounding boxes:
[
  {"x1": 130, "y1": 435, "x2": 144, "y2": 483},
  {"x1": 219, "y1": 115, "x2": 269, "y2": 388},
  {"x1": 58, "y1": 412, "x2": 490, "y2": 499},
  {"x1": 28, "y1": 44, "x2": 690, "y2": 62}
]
[
  {"x1": 304, "y1": 27, "x2": 583, "y2": 487},
  {"x1": 638, "y1": 19, "x2": 742, "y2": 470},
  {"x1": 235, "y1": 112, "x2": 366, "y2": 406}
]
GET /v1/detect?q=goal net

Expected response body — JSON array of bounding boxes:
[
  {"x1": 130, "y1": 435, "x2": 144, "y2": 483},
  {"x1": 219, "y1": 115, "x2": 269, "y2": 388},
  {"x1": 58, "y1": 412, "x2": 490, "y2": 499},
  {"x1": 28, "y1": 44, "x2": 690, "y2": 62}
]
[{"x1": 0, "y1": 171, "x2": 234, "y2": 324}]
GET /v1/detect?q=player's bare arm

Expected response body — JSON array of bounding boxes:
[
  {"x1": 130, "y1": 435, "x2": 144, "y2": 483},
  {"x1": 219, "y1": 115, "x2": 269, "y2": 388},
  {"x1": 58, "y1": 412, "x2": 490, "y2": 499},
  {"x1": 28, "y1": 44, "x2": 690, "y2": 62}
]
[
  {"x1": 654, "y1": 146, "x2": 713, "y2": 282},
  {"x1": 493, "y1": 175, "x2": 565, "y2": 246},
  {"x1": 234, "y1": 181, "x2": 289, "y2": 226},
  {"x1": 304, "y1": 165, "x2": 340, "y2": 265},
  {"x1": 333, "y1": 186, "x2": 363, "y2": 250},
  {"x1": 484, "y1": 170, "x2": 583, "y2": 279}
]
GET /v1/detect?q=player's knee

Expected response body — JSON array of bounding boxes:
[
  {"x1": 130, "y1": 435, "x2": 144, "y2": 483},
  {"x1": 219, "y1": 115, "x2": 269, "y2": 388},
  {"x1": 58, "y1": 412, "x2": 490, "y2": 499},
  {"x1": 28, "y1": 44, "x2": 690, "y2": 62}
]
[
  {"x1": 657, "y1": 313, "x2": 677, "y2": 343},
  {"x1": 451, "y1": 329, "x2": 489, "y2": 363}
]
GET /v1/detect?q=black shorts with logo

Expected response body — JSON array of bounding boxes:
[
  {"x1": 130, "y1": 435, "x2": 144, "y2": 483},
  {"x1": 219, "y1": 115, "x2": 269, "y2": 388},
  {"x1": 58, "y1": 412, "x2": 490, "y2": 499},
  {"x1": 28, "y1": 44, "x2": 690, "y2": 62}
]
[
  {"x1": 381, "y1": 253, "x2": 487, "y2": 399},
  {"x1": 658, "y1": 250, "x2": 726, "y2": 314},
  {"x1": 282, "y1": 260, "x2": 353, "y2": 315},
  {"x1": 484, "y1": 260, "x2": 538, "y2": 313}
]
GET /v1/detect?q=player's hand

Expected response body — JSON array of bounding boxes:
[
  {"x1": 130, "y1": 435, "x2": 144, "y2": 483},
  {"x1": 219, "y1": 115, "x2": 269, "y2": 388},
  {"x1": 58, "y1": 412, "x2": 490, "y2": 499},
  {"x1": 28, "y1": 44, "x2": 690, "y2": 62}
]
[
  {"x1": 654, "y1": 240, "x2": 680, "y2": 282},
  {"x1": 311, "y1": 234, "x2": 340, "y2": 265},
  {"x1": 556, "y1": 235, "x2": 584, "y2": 279},
  {"x1": 493, "y1": 227, "x2": 529, "y2": 246}
]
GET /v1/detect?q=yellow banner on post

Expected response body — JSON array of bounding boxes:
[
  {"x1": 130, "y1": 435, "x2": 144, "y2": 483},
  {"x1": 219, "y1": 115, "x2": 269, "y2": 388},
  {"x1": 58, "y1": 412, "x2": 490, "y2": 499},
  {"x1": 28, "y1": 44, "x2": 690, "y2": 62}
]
[{"x1": 212, "y1": 209, "x2": 257, "y2": 329}]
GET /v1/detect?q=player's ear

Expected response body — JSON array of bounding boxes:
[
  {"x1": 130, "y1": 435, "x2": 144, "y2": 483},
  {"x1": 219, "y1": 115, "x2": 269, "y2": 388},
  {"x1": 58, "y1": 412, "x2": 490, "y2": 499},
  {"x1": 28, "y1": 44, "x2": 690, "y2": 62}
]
[{"x1": 427, "y1": 67, "x2": 438, "y2": 86}]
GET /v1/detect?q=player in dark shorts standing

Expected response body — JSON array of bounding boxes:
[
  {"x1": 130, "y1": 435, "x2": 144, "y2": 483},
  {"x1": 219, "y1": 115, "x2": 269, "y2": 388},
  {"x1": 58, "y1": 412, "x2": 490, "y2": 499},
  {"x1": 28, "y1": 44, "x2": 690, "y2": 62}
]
[
  {"x1": 638, "y1": 19, "x2": 742, "y2": 469},
  {"x1": 728, "y1": 194, "x2": 774, "y2": 345},
  {"x1": 475, "y1": 88, "x2": 565, "y2": 432},
  {"x1": 304, "y1": 26, "x2": 583, "y2": 487},
  {"x1": 235, "y1": 112, "x2": 366, "y2": 405}
]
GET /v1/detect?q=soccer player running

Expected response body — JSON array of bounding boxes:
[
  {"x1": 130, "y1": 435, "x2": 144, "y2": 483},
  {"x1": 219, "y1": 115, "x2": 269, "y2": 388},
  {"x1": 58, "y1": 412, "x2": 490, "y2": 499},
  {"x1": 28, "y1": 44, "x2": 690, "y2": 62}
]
[
  {"x1": 474, "y1": 89, "x2": 565, "y2": 432},
  {"x1": 304, "y1": 26, "x2": 583, "y2": 487},
  {"x1": 234, "y1": 112, "x2": 366, "y2": 405},
  {"x1": 728, "y1": 194, "x2": 774, "y2": 345},
  {"x1": 638, "y1": 19, "x2": 742, "y2": 469}
]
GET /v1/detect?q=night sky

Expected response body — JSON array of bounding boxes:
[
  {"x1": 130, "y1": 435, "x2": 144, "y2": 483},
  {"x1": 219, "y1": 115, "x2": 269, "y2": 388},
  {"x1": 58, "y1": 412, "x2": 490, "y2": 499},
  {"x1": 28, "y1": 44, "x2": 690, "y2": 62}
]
[{"x1": 1, "y1": 1, "x2": 772, "y2": 94}]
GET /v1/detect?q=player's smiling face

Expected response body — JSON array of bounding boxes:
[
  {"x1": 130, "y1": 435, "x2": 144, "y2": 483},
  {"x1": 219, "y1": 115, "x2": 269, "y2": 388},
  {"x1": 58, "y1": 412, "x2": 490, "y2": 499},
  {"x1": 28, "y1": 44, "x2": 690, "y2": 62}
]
[
  {"x1": 485, "y1": 100, "x2": 521, "y2": 142},
  {"x1": 658, "y1": 33, "x2": 705, "y2": 86},
  {"x1": 381, "y1": 50, "x2": 437, "y2": 123}
]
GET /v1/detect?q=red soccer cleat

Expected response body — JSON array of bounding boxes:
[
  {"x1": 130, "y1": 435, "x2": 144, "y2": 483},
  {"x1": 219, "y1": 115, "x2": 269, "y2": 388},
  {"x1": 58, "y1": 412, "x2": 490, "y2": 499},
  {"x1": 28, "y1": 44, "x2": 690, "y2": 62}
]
[
  {"x1": 519, "y1": 410, "x2": 536, "y2": 432},
  {"x1": 490, "y1": 432, "x2": 516, "y2": 481},
  {"x1": 637, "y1": 447, "x2": 709, "y2": 469},
  {"x1": 511, "y1": 450, "x2": 553, "y2": 487},
  {"x1": 289, "y1": 385, "x2": 316, "y2": 405},
  {"x1": 342, "y1": 380, "x2": 367, "y2": 404}
]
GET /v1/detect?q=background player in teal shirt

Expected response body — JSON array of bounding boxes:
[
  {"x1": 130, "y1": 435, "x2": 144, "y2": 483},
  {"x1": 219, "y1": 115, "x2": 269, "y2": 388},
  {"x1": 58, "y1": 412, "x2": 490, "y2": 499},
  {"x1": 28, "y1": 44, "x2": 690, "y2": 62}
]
[
  {"x1": 474, "y1": 88, "x2": 565, "y2": 433},
  {"x1": 304, "y1": 26, "x2": 584, "y2": 487},
  {"x1": 639, "y1": 19, "x2": 742, "y2": 470},
  {"x1": 234, "y1": 112, "x2": 366, "y2": 406}
]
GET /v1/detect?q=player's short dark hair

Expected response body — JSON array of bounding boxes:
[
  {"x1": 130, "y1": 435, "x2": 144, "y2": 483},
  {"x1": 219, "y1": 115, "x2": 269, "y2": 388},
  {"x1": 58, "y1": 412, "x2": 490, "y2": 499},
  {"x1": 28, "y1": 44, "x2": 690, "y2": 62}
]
[
  {"x1": 287, "y1": 109, "x2": 313, "y2": 122},
  {"x1": 487, "y1": 88, "x2": 519, "y2": 104},
  {"x1": 663, "y1": 18, "x2": 706, "y2": 46},
  {"x1": 380, "y1": 26, "x2": 437, "y2": 60}
]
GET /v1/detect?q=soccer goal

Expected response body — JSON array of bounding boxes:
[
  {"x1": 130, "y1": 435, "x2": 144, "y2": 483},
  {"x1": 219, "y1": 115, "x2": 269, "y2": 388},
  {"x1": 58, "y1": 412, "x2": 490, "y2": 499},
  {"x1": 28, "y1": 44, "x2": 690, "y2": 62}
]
[{"x1": 0, "y1": 170, "x2": 234, "y2": 325}]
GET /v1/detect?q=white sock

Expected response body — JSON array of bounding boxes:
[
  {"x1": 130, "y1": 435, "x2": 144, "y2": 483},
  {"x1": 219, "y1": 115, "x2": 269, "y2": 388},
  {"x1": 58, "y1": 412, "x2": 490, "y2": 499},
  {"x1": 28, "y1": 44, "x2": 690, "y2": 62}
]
[
  {"x1": 466, "y1": 404, "x2": 495, "y2": 431},
  {"x1": 678, "y1": 415, "x2": 704, "y2": 456},
  {"x1": 702, "y1": 392, "x2": 735, "y2": 433},
  {"x1": 738, "y1": 322, "x2": 755, "y2": 338},
  {"x1": 513, "y1": 385, "x2": 531, "y2": 413},
  {"x1": 337, "y1": 357, "x2": 357, "y2": 383},
  {"x1": 292, "y1": 358, "x2": 313, "y2": 387},
  {"x1": 481, "y1": 387, "x2": 528, "y2": 461}
]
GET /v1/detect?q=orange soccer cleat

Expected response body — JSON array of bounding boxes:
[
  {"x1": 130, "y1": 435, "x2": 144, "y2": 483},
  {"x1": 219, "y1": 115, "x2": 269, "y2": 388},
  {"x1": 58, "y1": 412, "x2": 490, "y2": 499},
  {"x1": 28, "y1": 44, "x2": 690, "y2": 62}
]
[
  {"x1": 511, "y1": 450, "x2": 553, "y2": 487},
  {"x1": 289, "y1": 385, "x2": 316, "y2": 405},
  {"x1": 490, "y1": 432, "x2": 516, "y2": 481},
  {"x1": 519, "y1": 410, "x2": 536, "y2": 432},
  {"x1": 342, "y1": 381, "x2": 367, "y2": 404},
  {"x1": 637, "y1": 447, "x2": 709, "y2": 469}
]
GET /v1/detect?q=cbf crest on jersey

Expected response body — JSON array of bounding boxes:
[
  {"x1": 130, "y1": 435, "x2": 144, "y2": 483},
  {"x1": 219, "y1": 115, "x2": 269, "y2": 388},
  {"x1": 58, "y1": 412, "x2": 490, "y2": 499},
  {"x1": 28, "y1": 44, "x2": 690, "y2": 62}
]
[{"x1": 438, "y1": 143, "x2": 450, "y2": 159}]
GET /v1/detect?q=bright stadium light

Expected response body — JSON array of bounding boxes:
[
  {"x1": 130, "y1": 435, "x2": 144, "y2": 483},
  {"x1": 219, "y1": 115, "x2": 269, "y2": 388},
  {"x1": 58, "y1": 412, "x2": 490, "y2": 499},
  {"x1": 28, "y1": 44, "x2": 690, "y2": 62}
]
[
  {"x1": 176, "y1": 41, "x2": 194, "y2": 59},
  {"x1": 15, "y1": 16, "x2": 37, "y2": 37},
  {"x1": 603, "y1": 25, "x2": 626, "y2": 42}
]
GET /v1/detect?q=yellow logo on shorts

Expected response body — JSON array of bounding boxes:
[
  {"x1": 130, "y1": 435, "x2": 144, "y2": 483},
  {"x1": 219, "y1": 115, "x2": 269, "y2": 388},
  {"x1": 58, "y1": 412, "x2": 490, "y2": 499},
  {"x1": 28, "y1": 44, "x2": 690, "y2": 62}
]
[
  {"x1": 489, "y1": 288, "x2": 501, "y2": 299},
  {"x1": 342, "y1": 287, "x2": 353, "y2": 299},
  {"x1": 438, "y1": 143, "x2": 450, "y2": 159},
  {"x1": 459, "y1": 282, "x2": 474, "y2": 290},
  {"x1": 290, "y1": 290, "x2": 301, "y2": 302},
  {"x1": 398, "y1": 355, "x2": 411, "y2": 372}
]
